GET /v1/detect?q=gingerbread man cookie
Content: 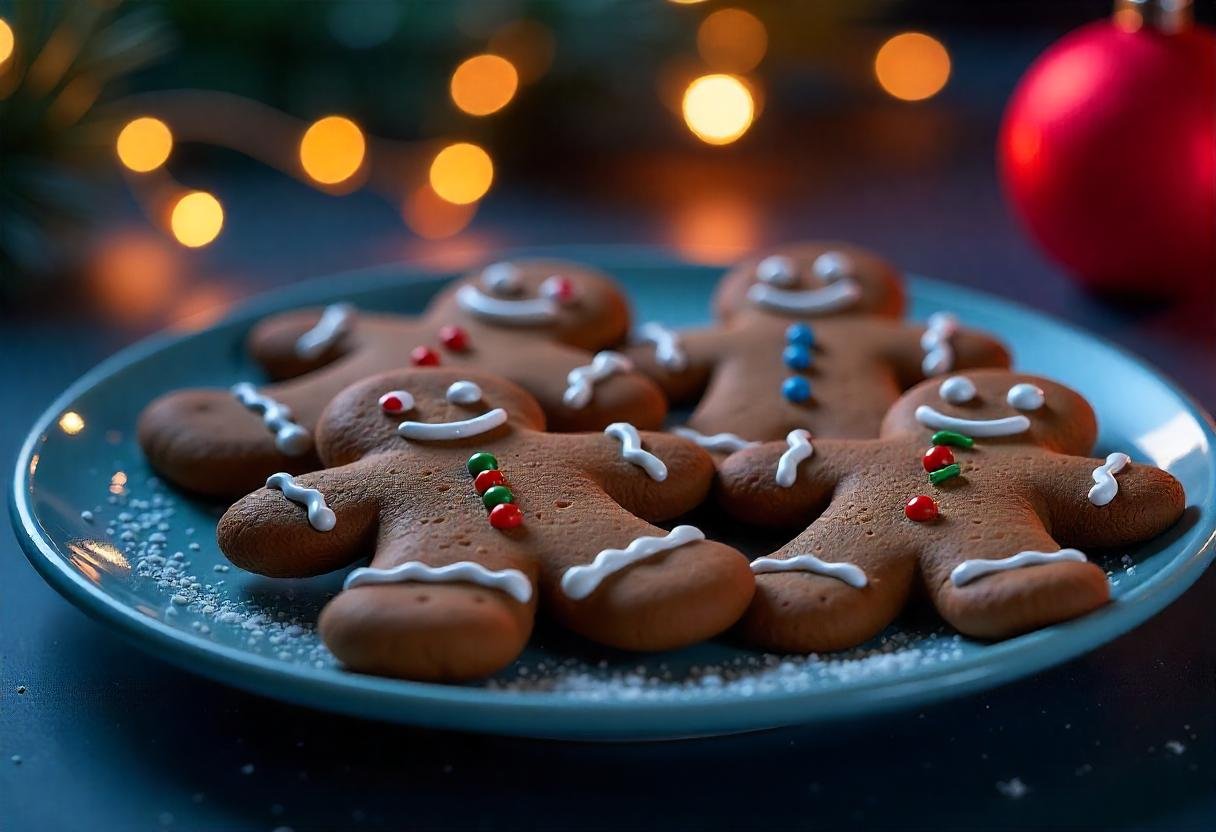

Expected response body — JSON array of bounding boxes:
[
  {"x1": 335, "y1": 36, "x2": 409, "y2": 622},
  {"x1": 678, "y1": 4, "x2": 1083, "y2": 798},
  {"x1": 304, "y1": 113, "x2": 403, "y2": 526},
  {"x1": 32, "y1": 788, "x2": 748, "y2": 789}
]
[
  {"x1": 717, "y1": 369, "x2": 1185, "y2": 652},
  {"x1": 625, "y1": 242, "x2": 1011, "y2": 451},
  {"x1": 218, "y1": 368, "x2": 754, "y2": 681},
  {"x1": 139, "y1": 260, "x2": 668, "y2": 496}
]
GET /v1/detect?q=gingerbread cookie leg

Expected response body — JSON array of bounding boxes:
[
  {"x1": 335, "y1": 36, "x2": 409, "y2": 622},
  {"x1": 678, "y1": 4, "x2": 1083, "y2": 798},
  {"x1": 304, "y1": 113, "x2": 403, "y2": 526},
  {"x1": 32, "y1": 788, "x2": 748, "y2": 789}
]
[
  {"x1": 920, "y1": 513, "x2": 1110, "y2": 640},
  {"x1": 318, "y1": 524, "x2": 538, "y2": 682}
]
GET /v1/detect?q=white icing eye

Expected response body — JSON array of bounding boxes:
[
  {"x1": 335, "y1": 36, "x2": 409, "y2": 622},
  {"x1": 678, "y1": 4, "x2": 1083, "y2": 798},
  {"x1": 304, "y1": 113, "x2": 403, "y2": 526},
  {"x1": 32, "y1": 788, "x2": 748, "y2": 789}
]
[
  {"x1": 939, "y1": 375, "x2": 977, "y2": 405},
  {"x1": 540, "y1": 274, "x2": 576, "y2": 303},
  {"x1": 379, "y1": 390, "x2": 414, "y2": 414},
  {"x1": 756, "y1": 255, "x2": 798, "y2": 287},
  {"x1": 1007, "y1": 383, "x2": 1045, "y2": 411},
  {"x1": 446, "y1": 380, "x2": 483, "y2": 405},
  {"x1": 811, "y1": 251, "x2": 852, "y2": 283},
  {"x1": 481, "y1": 262, "x2": 522, "y2": 295}
]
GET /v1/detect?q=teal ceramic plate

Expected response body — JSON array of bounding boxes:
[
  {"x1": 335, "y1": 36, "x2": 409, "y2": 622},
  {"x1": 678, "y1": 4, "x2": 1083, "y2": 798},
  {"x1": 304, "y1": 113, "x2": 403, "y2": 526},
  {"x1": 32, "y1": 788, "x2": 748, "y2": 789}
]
[{"x1": 11, "y1": 247, "x2": 1216, "y2": 740}]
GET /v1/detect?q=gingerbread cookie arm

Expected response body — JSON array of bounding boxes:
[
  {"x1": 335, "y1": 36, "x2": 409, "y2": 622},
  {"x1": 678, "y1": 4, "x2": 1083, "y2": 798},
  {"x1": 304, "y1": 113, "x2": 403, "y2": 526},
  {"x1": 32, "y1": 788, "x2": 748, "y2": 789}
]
[
  {"x1": 217, "y1": 462, "x2": 380, "y2": 579},
  {"x1": 525, "y1": 481, "x2": 754, "y2": 652},
  {"x1": 245, "y1": 305, "x2": 362, "y2": 381},
  {"x1": 318, "y1": 512, "x2": 539, "y2": 682},
  {"x1": 717, "y1": 436, "x2": 848, "y2": 528},
  {"x1": 506, "y1": 342, "x2": 668, "y2": 432},
  {"x1": 1032, "y1": 453, "x2": 1186, "y2": 549},
  {"x1": 919, "y1": 501, "x2": 1110, "y2": 640},
  {"x1": 550, "y1": 426, "x2": 717, "y2": 522},
  {"x1": 623, "y1": 325, "x2": 724, "y2": 405},
  {"x1": 877, "y1": 317, "x2": 1011, "y2": 389}
]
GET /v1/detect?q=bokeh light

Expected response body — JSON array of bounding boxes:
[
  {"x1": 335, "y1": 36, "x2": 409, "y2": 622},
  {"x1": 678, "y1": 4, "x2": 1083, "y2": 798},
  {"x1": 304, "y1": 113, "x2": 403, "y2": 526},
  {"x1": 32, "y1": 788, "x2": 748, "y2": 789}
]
[
  {"x1": 299, "y1": 115, "x2": 366, "y2": 185},
  {"x1": 875, "y1": 32, "x2": 951, "y2": 102},
  {"x1": 403, "y1": 184, "x2": 477, "y2": 239},
  {"x1": 58, "y1": 411, "x2": 85, "y2": 435},
  {"x1": 116, "y1": 117, "x2": 173, "y2": 173},
  {"x1": 170, "y1": 191, "x2": 225, "y2": 248},
  {"x1": 697, "y1": 9, "x2": 767, "y2": 73},
  {"x1": 90, "y1": 230, "x2": 183, "y2": 323},
  {"x1": 450, "y1": 54, "x2": 519, "y2": 116},
  {"x1": 429, "y1": 143, "x2": 494, "y2": 205},
  {"x1": 0, "y1": 18, "x2": 14, "y2": 67},
  {"x1": 682, "y1": 74, "x2": 755, "y2": 146}
]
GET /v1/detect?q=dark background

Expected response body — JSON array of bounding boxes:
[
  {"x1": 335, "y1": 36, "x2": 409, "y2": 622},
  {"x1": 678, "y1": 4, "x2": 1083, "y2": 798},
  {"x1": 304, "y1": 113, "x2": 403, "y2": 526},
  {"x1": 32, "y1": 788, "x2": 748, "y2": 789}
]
[{"x1": 2, "y1": 1, "x2": 1214, "y2": 830}]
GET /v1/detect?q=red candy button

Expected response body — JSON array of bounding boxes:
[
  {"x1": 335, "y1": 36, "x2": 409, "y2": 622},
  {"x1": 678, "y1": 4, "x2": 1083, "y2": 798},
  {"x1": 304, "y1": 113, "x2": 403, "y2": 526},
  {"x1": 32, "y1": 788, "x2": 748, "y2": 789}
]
[
  {"x1": 378, "y1": 390, "x2": 411, "y2": 414},
  {"x1": 410, "y1": 345, "x2": 440, "y2": 366},
  {"x1": 905, "y1": 495, "x2": 939, "y2": 522},
  {"x1": 439, "y1": 325, "x2": 468, "y2": 351},
  {"x1": 489, "y1": 503, "x2": 524, "y2": 530},
  {"x1": 542, "y1": 275, "x2": 575, "y2": 303},
  {"x1": 922, "y1": 445, "x2": 956, "y2": 472},
  {"x1": 474, "y1": 469, "x2": 507, "y2": 495}
]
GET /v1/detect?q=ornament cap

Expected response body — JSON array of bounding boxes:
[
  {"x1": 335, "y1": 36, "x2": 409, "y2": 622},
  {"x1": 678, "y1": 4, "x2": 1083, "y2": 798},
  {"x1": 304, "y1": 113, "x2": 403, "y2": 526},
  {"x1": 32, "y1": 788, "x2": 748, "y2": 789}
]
[{"x1": 1114, "y1": 0, "x2": 1192, "y2": 35}]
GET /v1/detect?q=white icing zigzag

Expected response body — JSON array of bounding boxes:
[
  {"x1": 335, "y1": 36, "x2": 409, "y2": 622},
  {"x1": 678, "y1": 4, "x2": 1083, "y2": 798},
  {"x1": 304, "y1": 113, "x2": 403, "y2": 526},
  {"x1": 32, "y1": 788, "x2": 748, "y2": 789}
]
[
  {"x1": 266, "y1": 472, "x2": 336, "y2": 532},
  {"x1": 295, "y1": 303, "x2": 355, "y2": 360},
  {"x1": 775, "y1": 429, "x2": 814, "y2": 487},
  {"x1": 950, "y1": 548, "x2": 1088, "y2": 587},
  {"x1": 672, "y1": 427, "x2": 758, "y2": 454},
  {"x1": 561, "y1": 525, "x2": 705, "y2": 600},
  {"x1": 604, "y1": 422, "x2": 667, "y2": 481},
  {"x1": 751, "y1": 554, "x2": 868, "y2": 588},
  {"x1": 1088, "y1": 452, "x2": 1130, "y2": 506},
  {"x1": 344, "y1": 561, "x2": 533, "y2": 604},
  {"x1": 563, "y1": 351, "x2": 633, "y2": 409},
  {"x1": 634, "y1": 322, "x2": 688, "y2": 372},
  {"x1": 921, "y1": 311, "x2": 959, "y2": 376},
  {"x1": 231, "y1": 383, "x2": 312, "y2": 456}
]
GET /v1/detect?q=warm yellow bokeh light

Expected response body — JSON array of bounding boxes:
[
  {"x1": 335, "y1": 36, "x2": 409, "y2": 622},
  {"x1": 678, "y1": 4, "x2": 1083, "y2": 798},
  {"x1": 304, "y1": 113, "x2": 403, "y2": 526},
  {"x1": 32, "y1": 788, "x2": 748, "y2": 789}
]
[
  {"x1": 403, "y1": 184, "x2": 477, "y2": 239},
  {"x1": 116, "y1": 117, "x2": 173, "y2": 173},
  {"x1": 58, "y1": 411, "x2": 85, "y2": 435},
  {"x1": 0, "y1": 19, "x2": 14, "y2": 67},
  {"x1": 697, "y1": 9, "x2": 767, "y2": 73},
  {"x1": 450, "y1": 54, "x2": 519, "y2": 116},
  {"x1": 299, "y1": 115, "x2": 366, "y2": 185},
  {"x1": 875, "y1": 32, "x2": 951, "y2": 102},
  {"x1": 170, "y1": 191, "x2": 224, "y2": 248},
  {"x1": 429, "y1": 143, "x2": 494, "y2": 205},
  {"x1": 682, "y1": 74, "x2": 755, "y2": 146}
]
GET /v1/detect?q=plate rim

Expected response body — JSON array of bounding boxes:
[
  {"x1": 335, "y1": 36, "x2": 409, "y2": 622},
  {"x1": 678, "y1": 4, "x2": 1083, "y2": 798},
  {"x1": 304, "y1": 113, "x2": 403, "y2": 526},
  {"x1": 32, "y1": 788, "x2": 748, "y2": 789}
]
[{"x1": 11, "y1": 245, "x2": 1216, "y2": 738}]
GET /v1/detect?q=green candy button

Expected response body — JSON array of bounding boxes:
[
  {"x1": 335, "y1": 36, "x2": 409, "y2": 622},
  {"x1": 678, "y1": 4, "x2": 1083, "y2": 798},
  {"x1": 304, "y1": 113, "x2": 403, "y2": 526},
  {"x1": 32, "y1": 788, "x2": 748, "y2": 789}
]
[
  {"x1": 482, "y1": 485, "x2": 514, "y2": 509},
  {"x1": 467, "y1": 452, "x2": 498, "y2": 476},
  {"x1": 931, "y1": 430, "x2": 974, "y2": 449},
  {"x1": 929, "y1": 463, "x2": 962, "y2": 485}
]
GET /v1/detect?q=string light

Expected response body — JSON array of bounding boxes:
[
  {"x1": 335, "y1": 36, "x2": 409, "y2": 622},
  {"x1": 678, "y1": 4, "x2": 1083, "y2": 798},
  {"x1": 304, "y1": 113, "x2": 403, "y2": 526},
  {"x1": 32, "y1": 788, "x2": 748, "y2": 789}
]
[
  {"x1": 403, "y1": 184, "x2": 477, "y2": 239},
  {"x1": 450, "y1": 54, "x2": 519, "y2": 116},
  {"x1": 429, "y1": 142, "x2": 494, "y2": 205},
  {"x1": 116, "y1": 117, "x2": 173, "y2": 173},
  {"x1": 697, "y1": 8, "x2": 767, "y2": 73},
  {"x1": 875, "y1": 32, "x2": 951, "y2": 102},
  {"x1": 0, "y1": 18, "x2": 14, "y2": 67},
  {"x1": 299, "y1": 116, "x2": 366, "y2": 185},
  {"x1": 170, "y1": 191, "x2": 224, "y2": 248},
  {"x1": 682, "y1": 74, "x2": 755, "y2": 145}
]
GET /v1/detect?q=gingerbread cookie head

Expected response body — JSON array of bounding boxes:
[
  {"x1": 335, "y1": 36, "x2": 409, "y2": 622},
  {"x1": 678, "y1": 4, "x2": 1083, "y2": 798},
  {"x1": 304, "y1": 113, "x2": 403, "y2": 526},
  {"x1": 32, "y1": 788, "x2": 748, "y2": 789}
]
[
  {"x1": 429, "y1": 259, "x2": 631, "y2": 351},
  {"x1": 881, "y1": 369, "x2": 1098, "y2": 454},
  {"x1": 316, "y1": 368, "x2": 547, "y2": 466},
  {"x1": 712, "y1": 241, "x2": 905, "y2": 323}
]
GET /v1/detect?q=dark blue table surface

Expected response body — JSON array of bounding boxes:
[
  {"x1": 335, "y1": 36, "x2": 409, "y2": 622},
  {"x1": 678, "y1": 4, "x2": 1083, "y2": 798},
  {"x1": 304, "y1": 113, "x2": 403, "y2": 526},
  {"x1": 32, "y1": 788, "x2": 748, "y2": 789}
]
[{"x1": 3, "y1": 46, "x2": 1215, "y2": 830}]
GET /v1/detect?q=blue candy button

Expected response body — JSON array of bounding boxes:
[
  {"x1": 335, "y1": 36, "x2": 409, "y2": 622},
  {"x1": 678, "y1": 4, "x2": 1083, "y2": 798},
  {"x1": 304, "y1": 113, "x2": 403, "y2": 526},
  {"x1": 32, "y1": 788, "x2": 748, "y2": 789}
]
[
  {"x1": 785, "y1": 322, "x2": 814, "y2": 348},
  {"x1": 782, "y1": 376, "x2": 812, "y2": 403},
  {"x1": 783, "y1": 344, "x2": 812, "y2": 370}
]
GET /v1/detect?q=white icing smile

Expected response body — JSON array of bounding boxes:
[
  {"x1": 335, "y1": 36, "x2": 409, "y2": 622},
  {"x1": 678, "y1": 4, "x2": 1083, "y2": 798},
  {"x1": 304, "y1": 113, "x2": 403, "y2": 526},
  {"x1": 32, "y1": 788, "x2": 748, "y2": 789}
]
[
  {"x1": 398, "y1": 407, "x2": 508, "y2": 441},
  {"x1": 914, "y1": 405, "x2": 1031, "y2": 437},
  {"x1": 456, "y1": 285, "x2": 557, "y2": 324},
  {"x1": 746, "y1": 278, "x2": 862, "y2": 314}
]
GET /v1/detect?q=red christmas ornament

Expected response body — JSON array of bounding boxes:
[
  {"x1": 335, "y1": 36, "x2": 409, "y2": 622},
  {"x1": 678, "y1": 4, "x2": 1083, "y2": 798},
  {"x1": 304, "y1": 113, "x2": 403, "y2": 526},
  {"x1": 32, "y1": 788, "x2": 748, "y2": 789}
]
[
  {"x1": 922, "y1": 445, "x2": 956, "y2": 473},
  {"x1": 489, "y1": 502, "x2": 524, "y2": 530},
  {"x1": 904, "y1": 495, "x2": 940, "y2": 523},
  {"x1": 439, "y1": 325, "x2": 469, "y2": 351},
  {"x1": 474, "y1": 469, "x2": 507, "y2": 495},
  {"x1": 410, "y1": 345, "x2": 440, "y2": 367},
  {"x1": 999, "y1": 0, "x2": 1216, "y2": 296}
]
